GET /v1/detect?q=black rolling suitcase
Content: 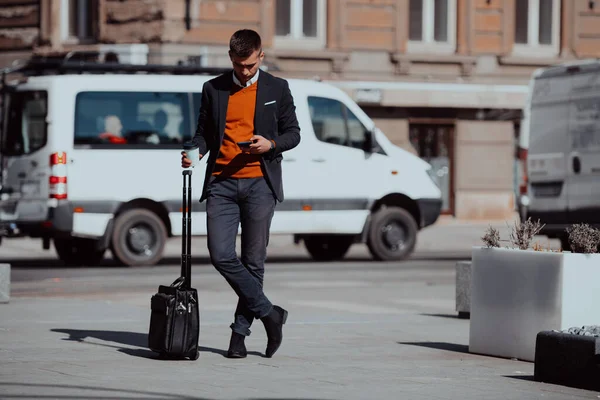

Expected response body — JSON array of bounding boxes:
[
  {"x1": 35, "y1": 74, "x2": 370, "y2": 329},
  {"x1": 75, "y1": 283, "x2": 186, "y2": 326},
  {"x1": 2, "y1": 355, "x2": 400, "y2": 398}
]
[{"x1": 148, "y1": 170, "x2": 199, "y2": 360}]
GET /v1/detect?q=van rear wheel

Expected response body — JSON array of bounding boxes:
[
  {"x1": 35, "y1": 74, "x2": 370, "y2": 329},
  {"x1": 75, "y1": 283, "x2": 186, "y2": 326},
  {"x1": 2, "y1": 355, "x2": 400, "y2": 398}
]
[
  {"x1": 54, "y1": 237, "x2": 106, "y2": 266},
  {"x1": 304, "y1": 235, "x2": 354, "y2": 261},
  {"x1": 110, "y1": 208, "x2": 167, "y2": 267},
  {"x1": 367, "y1": 207, "x2": 418, "y2": 261}
]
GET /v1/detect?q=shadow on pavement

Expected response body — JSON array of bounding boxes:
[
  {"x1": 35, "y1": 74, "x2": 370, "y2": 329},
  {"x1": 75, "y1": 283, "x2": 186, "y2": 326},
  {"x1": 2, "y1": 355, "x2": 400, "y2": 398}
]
[
  {"x1": 398, "y1": 341, "x2": 470, "y2": 354},
  {"x1": 420, "y1": 313, "x2": 464, "y2": 320},
  {"x1": 503, "y1": 374, "x2": 536, "y2": 382},
  {"x1": 0, "y1": 382, "x2": 208, "y2": 399},
  {"x1": 0, "y1": 382, "x2": 332, "y2": 400},
  {"x1": 50, "y1": 328, "x2": 263, "y2": 359}
]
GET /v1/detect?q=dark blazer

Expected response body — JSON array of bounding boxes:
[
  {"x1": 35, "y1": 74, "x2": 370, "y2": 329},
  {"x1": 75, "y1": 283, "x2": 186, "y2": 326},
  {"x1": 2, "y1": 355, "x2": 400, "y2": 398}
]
[{"x1": 191, "y1": 69, "x2": 301, "y2": 202}]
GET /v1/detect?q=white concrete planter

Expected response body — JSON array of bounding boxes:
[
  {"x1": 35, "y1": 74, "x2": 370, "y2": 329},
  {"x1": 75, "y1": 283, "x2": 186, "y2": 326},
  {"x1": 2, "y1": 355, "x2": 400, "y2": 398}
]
[
  {"x1": 468, "y1": 246, "x2": 600, "y2": 362},
  {"x1": 0, "y1": 264, "x2": 9, "y2": 303}
]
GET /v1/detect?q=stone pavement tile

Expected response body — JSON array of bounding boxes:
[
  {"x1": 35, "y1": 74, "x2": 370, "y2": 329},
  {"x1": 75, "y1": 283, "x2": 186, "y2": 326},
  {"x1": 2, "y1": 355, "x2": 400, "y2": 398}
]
[{"x1": 2, "y1": 285, "x2": 599, "y2": 400}]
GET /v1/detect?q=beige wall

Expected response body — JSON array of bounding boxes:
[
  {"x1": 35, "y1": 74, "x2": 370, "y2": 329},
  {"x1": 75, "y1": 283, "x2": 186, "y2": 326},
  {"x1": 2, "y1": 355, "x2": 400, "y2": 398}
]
[
  {"x1": 182, "y1": 0, "x2": 265, "y2": 45},
  {"x1": 454, "y1": 120, "x2": 515, "y2": 219},
  {"x1": 0, "y1": 1, "x2": 41, "y2": 50},
  {"x1": 1, "y1": 0, "x2": 599, "y2": 82},
  {"x1": 372, "y1": 118, "x2": 416, "y2": 155}
]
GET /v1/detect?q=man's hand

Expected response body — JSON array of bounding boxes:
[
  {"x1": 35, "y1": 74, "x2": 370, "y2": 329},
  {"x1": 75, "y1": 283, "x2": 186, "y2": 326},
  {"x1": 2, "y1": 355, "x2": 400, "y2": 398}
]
[
  {"x1": 248, "y1": 135, "x2": 272, "y2": 154},
  {"x1": 181, "y1": 151, "x2": 202, "y2": 168}
]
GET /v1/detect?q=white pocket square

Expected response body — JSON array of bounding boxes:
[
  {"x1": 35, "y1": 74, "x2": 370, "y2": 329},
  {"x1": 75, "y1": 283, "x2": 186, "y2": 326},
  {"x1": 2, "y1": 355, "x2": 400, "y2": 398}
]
[{"x1": 264, "y1": 100, "x2": 276, "y2": 105}]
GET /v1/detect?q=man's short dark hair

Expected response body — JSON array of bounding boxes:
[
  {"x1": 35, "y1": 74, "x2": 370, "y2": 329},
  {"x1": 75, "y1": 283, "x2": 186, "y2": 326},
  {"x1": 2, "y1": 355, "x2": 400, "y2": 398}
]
[{"x1": 229, "y1": 29, "x2": 262, "y2": 58}]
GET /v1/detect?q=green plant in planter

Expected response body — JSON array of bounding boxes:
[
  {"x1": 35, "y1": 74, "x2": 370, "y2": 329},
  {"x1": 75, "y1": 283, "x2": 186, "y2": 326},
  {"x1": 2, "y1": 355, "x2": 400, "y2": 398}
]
[
  {"x1": 565, "y1": 223, "x2": 600, "y2": 254},
  {"x1": 508, "y1": 217, "x2": 545, "y2": 250},
  {"x1": 481, "y1": 225, "x2": 501, "y2": 248}
]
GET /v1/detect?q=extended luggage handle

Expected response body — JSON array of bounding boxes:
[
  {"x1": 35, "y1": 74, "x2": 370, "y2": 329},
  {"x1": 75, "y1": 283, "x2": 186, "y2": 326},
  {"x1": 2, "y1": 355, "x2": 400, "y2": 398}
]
[{"x1": 181, "y1": 169, "x2": 192, "y2": 288}]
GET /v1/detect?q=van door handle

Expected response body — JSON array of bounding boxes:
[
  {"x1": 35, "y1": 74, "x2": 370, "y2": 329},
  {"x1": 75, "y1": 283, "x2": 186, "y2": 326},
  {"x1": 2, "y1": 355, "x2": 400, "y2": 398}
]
[
  {"x1": 311, "y1": 158, "x2": 325, "y2": 163},
  {"x1": 283, "y1": 158, "x2": 296, "y2": 162},
  {"x1": 573, "y1": 156, "x2": 581, "y2": 174}
]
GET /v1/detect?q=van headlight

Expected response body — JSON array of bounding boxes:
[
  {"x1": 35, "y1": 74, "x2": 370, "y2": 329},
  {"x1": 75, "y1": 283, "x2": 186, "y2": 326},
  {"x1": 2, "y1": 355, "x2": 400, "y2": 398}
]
[{"x1": 426, "y1": 167, "x2": 440, "y2": 188}]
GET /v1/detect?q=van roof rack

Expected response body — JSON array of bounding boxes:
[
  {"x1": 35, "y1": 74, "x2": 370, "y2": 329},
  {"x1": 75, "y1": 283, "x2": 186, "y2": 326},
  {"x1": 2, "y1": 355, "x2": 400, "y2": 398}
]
[{"x1": 3, "y1": 53, "x2": 231, "y2": 77}]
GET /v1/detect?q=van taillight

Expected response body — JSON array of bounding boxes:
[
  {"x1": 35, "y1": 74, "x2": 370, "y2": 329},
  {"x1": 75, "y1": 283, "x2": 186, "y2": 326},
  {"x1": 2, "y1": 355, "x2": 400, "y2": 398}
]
[
  {"x1": 49, "y1": 152, "x2": 67, "y2": 200},
  {"x1": 50, "y1": 152, "x2": 67, "y2": 165}
]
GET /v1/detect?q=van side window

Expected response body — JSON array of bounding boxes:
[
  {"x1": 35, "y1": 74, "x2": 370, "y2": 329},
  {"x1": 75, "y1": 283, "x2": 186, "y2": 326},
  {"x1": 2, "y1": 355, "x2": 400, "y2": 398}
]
[
  {"x1": 308, "y1": 96, "x2": 386, "y2": 155},
  {"x1": 346, "y1": 107, "x2": 367, "y2": 150},
  {"x1": 307, "y1": 96, "x2": 347, "y2": 146},
  {"x1": 74, "y1": 91, "x2": 191, "y2": 146}
]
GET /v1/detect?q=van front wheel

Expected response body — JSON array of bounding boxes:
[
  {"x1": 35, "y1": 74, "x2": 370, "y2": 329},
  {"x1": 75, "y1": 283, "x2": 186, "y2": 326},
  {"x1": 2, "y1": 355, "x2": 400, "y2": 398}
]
[
  {"x1": 110, "y1": 208, "x2": 167, "y2": 266},
  {"x1": 367, "y1": 207, "x2": 418, "y2": 261}
]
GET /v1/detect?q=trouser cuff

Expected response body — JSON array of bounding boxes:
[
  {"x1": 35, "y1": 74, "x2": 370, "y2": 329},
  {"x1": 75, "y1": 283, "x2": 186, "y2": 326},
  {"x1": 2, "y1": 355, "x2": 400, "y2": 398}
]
[{"x1": 230, "y1": 323, "x2": 251, "y2": 337}]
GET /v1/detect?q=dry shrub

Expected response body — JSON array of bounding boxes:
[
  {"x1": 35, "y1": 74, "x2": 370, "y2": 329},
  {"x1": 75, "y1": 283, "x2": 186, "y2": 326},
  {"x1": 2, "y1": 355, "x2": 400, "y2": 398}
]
[
  {"x1": 566, "y1": 223, "x2": 600, "y2": 254},
  {"x1": 481, "y1": 225, "x2": 501, "y2": 248},
  {"x1": 508, "y1": 217, "x2": 545, "y2": 250}
]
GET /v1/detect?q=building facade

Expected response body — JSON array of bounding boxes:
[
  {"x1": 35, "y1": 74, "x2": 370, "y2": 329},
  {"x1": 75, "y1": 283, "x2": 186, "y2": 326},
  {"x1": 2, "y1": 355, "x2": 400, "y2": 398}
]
[{"x1": 1, "y1": 0, "x2": 599, "y2": 219}]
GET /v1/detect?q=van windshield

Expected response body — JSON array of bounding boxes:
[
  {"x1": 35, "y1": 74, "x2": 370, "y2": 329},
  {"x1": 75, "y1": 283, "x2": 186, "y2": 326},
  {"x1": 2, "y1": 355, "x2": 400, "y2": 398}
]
[{"x1": 1, "y1": 90, "x2": 47, "y2": 156}]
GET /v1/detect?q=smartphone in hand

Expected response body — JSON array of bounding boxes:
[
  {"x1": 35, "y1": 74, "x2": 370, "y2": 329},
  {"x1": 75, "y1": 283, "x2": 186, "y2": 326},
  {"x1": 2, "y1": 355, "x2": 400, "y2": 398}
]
[{"x1": 237, "y1": 140, "x2": 254, "y2": 148}]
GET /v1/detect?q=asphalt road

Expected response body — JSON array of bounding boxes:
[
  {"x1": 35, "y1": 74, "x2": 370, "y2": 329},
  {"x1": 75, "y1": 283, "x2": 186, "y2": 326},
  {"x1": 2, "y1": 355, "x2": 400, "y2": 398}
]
[
  {"x1": 3, "y1": 218, "x2": 560, "y2": 292},
  {"x1": 6, "y1": 234, "x2": 460, "y2": 299}
]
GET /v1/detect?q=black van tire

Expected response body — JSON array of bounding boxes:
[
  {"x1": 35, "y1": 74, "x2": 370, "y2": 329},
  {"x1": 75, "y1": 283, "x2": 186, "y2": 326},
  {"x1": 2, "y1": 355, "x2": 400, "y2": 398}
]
[
  {"x1": 367, "y1": 206, "x2": 418, "y2": 261},
  {"x1": 304, "y1": 235, "x2": 354, "y2": 261},
  {"x1": 110, "y1": 208, "x2": 167, "y2": 267},
  {"x1": 54, "y1": 237, "x2": 106, "y2": 266}
]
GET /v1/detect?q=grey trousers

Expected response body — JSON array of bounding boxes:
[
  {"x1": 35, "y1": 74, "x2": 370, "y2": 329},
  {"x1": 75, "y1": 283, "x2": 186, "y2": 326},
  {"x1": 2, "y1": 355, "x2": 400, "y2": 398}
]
[{"x1": 205, "y1": 175, "x2": 276, "y2": 336}]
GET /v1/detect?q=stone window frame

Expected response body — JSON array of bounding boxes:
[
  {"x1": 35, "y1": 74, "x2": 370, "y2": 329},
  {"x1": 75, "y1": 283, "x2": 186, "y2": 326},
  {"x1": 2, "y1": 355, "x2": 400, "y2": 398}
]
[
  {"x1": 406, "y1": 0, "x2": 458, "y2": 55},
  {"x1": 512, "y1": 0, "x2": 561, "y2": 58},
  {"x1": 273, "y1": 0, "x2": 327, "y2": 50}
]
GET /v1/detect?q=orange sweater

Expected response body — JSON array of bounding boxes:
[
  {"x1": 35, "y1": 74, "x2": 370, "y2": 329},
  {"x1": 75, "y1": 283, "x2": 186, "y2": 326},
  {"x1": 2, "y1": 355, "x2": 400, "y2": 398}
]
[{"x1": 212, "y1": 82, "x2": 263, "y2": 178}]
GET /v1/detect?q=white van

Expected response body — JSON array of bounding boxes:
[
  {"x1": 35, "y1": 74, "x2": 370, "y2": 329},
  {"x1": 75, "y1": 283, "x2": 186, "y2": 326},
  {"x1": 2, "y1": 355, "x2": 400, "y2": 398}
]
[
  {"x1": 519, "y1": 59, "x2": 600, "y2": 249},
  {"x1": 0, "y1": 57, "x2": 442, "y2": 266}
]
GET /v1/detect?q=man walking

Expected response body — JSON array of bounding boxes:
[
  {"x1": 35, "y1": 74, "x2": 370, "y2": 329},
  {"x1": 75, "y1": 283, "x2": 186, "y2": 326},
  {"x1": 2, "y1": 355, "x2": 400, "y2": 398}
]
[{"x1": 181, "y1": 29, "x2": 301, "y2": 358}]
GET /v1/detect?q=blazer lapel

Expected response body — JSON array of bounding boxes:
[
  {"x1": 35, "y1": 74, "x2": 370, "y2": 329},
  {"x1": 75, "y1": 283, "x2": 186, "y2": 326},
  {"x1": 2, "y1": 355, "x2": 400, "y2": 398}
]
[
  {"x1": 217, "y1": 76, "x2": 232, "y2": 143},
  {"x1": 254, "y1": 73, "x2": 270, "y2": 135}
]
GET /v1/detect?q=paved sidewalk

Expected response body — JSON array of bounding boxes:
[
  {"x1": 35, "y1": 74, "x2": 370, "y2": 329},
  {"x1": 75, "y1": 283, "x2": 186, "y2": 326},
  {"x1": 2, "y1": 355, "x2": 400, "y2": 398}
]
[
  {"x1": 0, "y1": 220, "x2": 578, "y2": 400},
  {"x1": 2, "y1": 285, "x2": 596, "y2": 400},
  {"x1": 0, "y1": 277, "x2": 594, "y2": 397}
]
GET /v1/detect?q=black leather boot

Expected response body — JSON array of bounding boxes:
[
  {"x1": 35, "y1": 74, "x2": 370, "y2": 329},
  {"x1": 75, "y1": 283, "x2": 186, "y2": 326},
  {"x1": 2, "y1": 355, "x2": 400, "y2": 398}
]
[
  {"x1": 260, "y1": 305, "x2": 288, "y2": 358},
  {"x1": 226, "y1": 331, "x2": 247, "y2": 358}
]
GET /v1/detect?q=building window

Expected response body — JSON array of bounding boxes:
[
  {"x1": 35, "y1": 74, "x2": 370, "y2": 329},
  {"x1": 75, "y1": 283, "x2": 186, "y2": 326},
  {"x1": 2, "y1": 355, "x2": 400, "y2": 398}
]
[
  {"x1": 274, "y1": 0, "x2": 326, "y2": 49},
  {"x1": 407, "y1": 0, "x2": 457, "y2": 54},
  {"x1": 61, "y1": 0, "x2": 94, "y2": 42},
  {"x1": 513, "y1": 0, "x2": 560, "y2": 57}
]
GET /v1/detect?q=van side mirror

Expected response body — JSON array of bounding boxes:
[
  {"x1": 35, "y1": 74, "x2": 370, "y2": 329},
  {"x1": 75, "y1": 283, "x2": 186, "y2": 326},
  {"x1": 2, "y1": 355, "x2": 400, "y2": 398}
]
[{"x1": 362, "y1": 129, "x2": 375, "y2": 153}]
